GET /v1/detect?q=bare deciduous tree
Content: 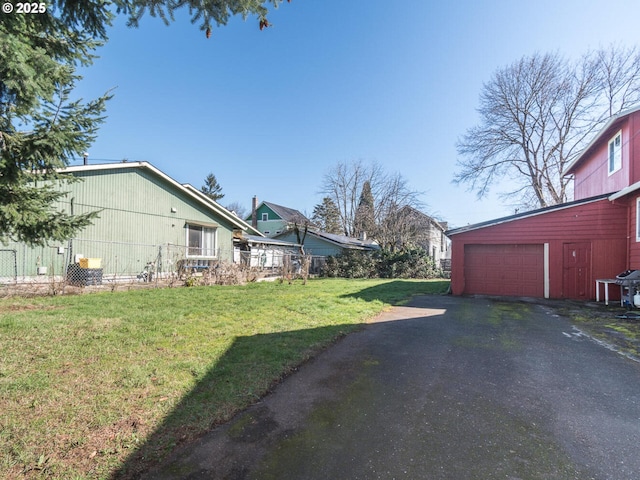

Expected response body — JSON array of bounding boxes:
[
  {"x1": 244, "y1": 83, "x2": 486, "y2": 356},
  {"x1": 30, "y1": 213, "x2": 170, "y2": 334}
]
[
  {"x1": 320, "y1": 160, "x2": 424, "y2": 247},
  {"x1": 598, "y1": 44, "x2": 640, "y2": 116},
  {"x1": 225, "y1": 201, "x2": 248, "y2": 219},
  {"x1": 374, "y1": 176, "x2": 431, "y2": 251},
  {"x1": 455, "y1": 45, "x2": 640, "y2": 209},
  {"x1": 320, "y1": 160, "x2": 383, "y2": 237}
]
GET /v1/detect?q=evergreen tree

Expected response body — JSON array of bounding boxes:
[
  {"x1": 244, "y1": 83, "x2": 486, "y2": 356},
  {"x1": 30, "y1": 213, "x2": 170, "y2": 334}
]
[
  {"x1": 1, "y1": 0, "x2": 290, "y2": 245},
  {"x1": 312, "y1": 197, "x2": 342, "y2": 234},
  {"x1": 0, "y1": 6, "x2": 111, "y2": 245},
  {"x1": 201, "y1": 173, "x2": 224, "y2": 201},
  {"x1": 353, "y1": 181, "x2": 375, "y2": 239}
]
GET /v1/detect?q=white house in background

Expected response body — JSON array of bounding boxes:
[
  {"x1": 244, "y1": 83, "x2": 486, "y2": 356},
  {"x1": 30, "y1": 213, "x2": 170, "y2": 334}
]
[
  {"x1": 397, "y1": 206, "x2": 451, "y2": 265},
  {"x1": 234, "y1": 235, "x2": 301, "y2": 268}
]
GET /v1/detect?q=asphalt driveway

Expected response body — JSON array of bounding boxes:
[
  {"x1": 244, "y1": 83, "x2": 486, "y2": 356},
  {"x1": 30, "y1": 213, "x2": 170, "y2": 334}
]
[{"x1": 143, "y1": 295, "x2": 640, "y2": 480}]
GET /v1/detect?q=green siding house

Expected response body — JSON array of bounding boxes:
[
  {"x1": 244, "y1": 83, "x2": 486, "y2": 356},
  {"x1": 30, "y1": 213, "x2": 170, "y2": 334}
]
[
  {"x1": 248, "y1": 199, "x2": 311, "y2": 237},
  {"x1": 1, "y1": 162, "x2": 260, "y2": 283}
]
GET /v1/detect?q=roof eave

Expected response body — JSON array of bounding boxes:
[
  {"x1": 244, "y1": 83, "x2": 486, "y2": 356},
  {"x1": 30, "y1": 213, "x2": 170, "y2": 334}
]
[
  {"x1": 446, "y1": 193, "x2": 613, "y2": 236},
  {"x1": 609, "y1": 181, "x2": 640, "y2": 201},
  {"x1": 60, "y1": 162, "x2": 263, "y2": 235},
  {"x1": 564, "y1": 105, "x2": 640, "y2": 175},
  {"x1": 182, "y1": 184, "x2": 264, "y2": 236}
]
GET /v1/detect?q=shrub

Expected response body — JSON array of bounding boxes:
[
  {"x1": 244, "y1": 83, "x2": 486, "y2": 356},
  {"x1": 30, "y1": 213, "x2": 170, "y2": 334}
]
[
  {"x1": 323, "y1": 250, "x2": 378, "y2": 278},
  {"x1": 322, "y1": 248, "x2": 443, "y2": 279}
]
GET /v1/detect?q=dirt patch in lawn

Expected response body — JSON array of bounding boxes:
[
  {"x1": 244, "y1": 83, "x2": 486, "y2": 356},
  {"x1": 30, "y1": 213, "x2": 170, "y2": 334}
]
[{"x1": 0, "y1": 303, "x2": 62, "y2": 313}]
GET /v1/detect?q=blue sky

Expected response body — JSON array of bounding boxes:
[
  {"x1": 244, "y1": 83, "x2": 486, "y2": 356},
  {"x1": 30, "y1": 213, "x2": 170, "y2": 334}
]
[{"x1": 74, "y1": 0, "x2": 640, "y2": 228}]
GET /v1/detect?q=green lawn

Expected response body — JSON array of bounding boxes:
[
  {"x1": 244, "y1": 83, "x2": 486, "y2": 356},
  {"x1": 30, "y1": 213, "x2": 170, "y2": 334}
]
[{"x1": 0, "y1": 278, "x2": 449, "y2": 479}]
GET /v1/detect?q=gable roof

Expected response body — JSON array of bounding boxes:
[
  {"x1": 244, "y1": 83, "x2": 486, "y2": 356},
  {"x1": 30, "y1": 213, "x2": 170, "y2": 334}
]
[
  {"x1": 241, "y1": 234, "x2": 301, "y2": 248},
  {"x1": 275, "y1": 229, "x2": 378, "y2": 250},
  {"x1": 182, "y1": 184, "x2": 263, "y2": 236},
  {"x1": 310, "y1": 230, "x2": 379, "y2": 250},
  {"x1": 398, "y1": 205, "x2": 448, "y2": 232},
  {"x1": 61, "y1": 162, "x2": 263, "y2": 235},
  {"x1": 564, "y1": 105, "x2": 640, "y2": 175},
  {"x1": 258, "y1": 201, "x2": 310, "y2": 224},
  {"x1": 445, "y1": 193, "x2": 612, "y2": 236}
]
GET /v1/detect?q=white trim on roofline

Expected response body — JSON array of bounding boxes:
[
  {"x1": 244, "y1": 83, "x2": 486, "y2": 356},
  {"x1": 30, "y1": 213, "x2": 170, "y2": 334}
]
[
  {"x1": 182, "y1": 184, "x2": 263, "y2": 236},
  {"x1": 445, "y1": 194, "x2": 612, "y2": 236},
  {"x1": 564, "y1": 104, "x2": 640, "y2": 175},
  {"x1": 608, "y1": 181, "x2": 640, "y2": 201},
  {"x1": 60, "y1": 162, "x2": 262, "y2": 235}
]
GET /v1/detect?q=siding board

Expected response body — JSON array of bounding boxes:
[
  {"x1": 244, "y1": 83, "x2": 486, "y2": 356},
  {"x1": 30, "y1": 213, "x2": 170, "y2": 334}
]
[
  {"x1": 450, "y1": 198, "x2": 628, "y2": 299},
  {"x1": 571, "y1": 112, "x2": 638, "y2": 199},
  {"x1": 464, "y1": 244, "x2": 544, "y2": 297},
  {"x1": 12, "y1": 164, "x2": 244, "y2": 278}
]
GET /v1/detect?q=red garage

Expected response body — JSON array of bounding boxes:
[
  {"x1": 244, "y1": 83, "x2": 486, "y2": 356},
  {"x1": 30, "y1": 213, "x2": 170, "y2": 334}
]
[{"x1": 446, "y1": 195, "x2": 628, "y2": 300}]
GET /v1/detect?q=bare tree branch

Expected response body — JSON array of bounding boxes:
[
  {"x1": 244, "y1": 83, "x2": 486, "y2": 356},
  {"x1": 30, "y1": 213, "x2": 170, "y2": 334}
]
[
  {"x1": 455, "y1": 46, "x2": 640, "y2": 209},
  {"x1": 320, "y1": 160, "x2": 426, "y2": 248}
]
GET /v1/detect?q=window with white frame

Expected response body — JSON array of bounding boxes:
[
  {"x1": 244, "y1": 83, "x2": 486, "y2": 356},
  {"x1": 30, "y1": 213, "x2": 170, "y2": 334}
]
[
  {"x1": 609, "y1": 130, "x2": 622, "y2": 175},
  {"x1": 262, "y1": 213, "x2": 268, "y2": 221},
  {"x1": 186, "y1": 224, "x2": 217, "y2": 257},
  {"x1": 637, "y1": 198, "x2": 640, "y2": 242}
]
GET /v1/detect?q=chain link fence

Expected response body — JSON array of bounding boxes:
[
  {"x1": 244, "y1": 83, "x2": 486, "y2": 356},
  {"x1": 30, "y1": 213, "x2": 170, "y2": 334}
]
[
  {"x1": 235, "y1": 250, "x2": 326, "y2": 275},
  {"x1": 0, "y1": 239, "x2": 325, "y2": 295},
  {"x1": 66, "y1": 239, "x2": 185, "y2": 285},
  {"x1": 0, "y1": 238, "x2": 449, "y2": 296},
  {"x1": 0, "y1": 249, "x2": 17, "y2": 285}
]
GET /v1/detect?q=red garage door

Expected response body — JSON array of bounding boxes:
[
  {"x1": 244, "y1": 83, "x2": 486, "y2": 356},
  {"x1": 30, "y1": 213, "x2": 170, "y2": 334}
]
[{"x1": 464, "y1": 244, "x2": 544, "y2": 297}]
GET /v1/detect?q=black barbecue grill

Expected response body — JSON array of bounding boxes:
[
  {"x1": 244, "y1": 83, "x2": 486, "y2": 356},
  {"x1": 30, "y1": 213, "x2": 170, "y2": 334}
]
[{"x1": 616, "y1": 270, "x2": 640, "y2": 307}]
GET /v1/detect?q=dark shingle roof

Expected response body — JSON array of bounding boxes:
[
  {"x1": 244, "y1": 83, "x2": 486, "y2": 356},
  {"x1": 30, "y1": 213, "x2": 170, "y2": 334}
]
[
  {"x1": 309, "y1": 231, "x2": 379, "y2": 250},
  {"x1": 445, "y1": 193, "x2": 612, "y2": 236},
  {"x1": 263, "y1": 201, "x2": 310, "y2": 223}
]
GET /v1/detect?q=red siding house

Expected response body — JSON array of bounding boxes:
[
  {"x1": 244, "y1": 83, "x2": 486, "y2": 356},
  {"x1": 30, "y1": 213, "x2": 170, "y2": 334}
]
[{"x1": 447, "y1": 106, "x2": 640, "y2": 300}]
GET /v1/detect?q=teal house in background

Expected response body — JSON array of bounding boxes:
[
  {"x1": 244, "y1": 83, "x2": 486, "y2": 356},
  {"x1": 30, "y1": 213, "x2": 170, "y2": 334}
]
[
  {"x1": 0, "y1": 162, "x2": 261, "y2": 283},
  {"x1": 248, "y1": 198, "x2": 311, "y2": 237},
  {"x1": 247, "y1": 197, "x2": 380, "y2": 256}
]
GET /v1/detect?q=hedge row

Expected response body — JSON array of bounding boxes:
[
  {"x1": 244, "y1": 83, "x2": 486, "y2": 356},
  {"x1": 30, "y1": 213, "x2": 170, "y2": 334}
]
[{"x1": 322, "y1": 248, "x2": 443, "y2": 279}]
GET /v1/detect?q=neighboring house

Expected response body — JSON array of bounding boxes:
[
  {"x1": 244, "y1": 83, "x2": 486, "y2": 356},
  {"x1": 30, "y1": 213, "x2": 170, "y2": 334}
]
[
  {"x1": 0, "y1": 162, "x2": 262, "y2": 283},
  {"x1": 394, "y1": 206, "x2": 451, "y2": 264},
  {"x1": 248, "y1": 198, "x2": 312, "y2": 237},
  {"x1": 447, "y1": 105, "x2": 640, "y2": 300},
  {"x1": 274, "y1": 230, "x2": 379, "y2": 257},
  {"x1": 234, "y1": 235, "x2": 301, "y2": 269},
  {"x1": 182, "y1": 186, "x2": 302, "y2": 270}
]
